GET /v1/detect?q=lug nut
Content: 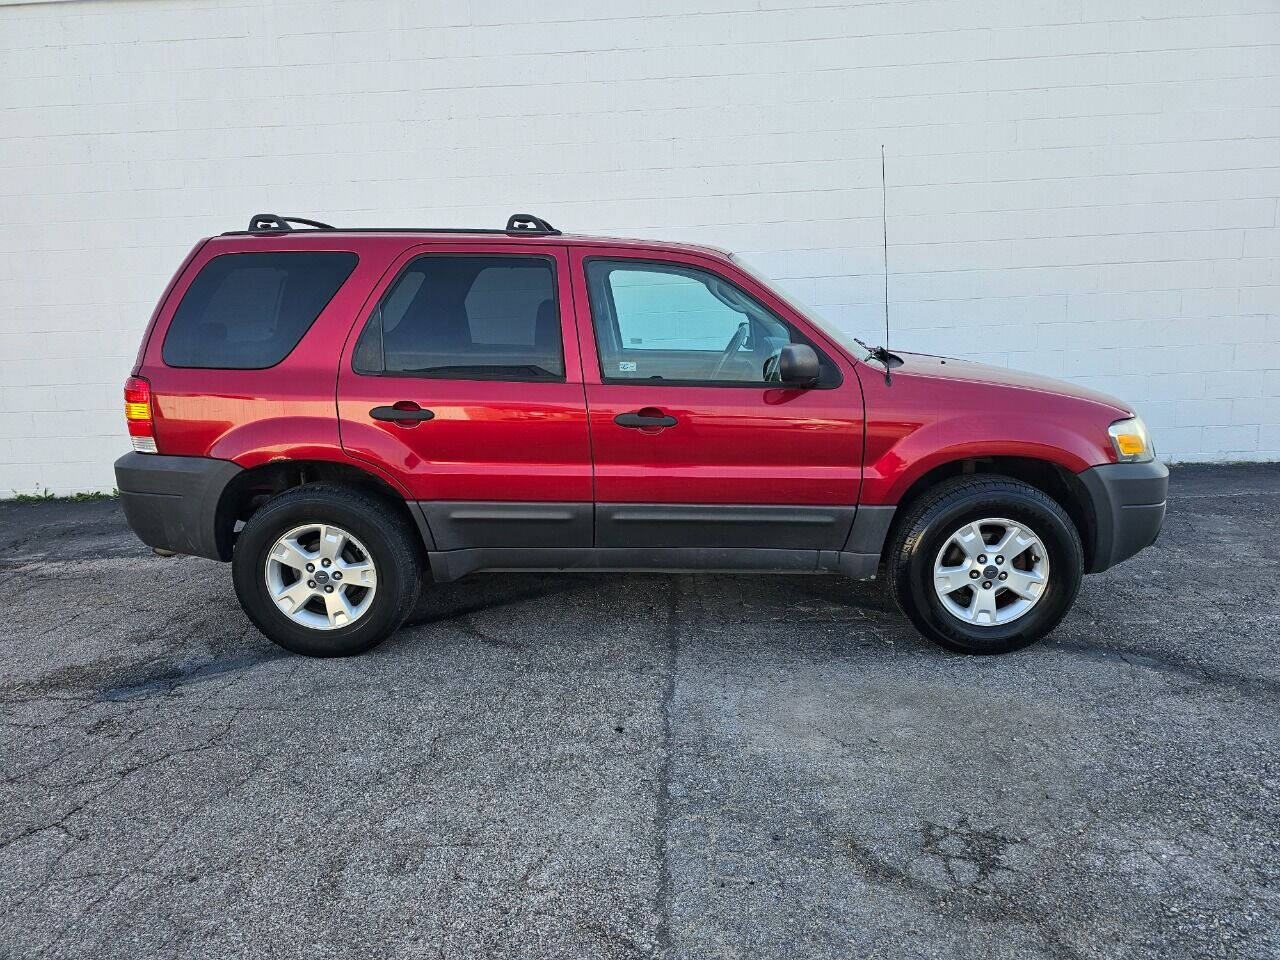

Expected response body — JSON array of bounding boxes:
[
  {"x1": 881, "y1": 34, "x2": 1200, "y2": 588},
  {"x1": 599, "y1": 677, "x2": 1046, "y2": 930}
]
[
  {"x1": 995, "y1": 555, "x2": 1004, "y2": 564},
  {"x1": 306, "y1": 563, "x2": 315, "y2": 572},
  {"x1": 977, "y1": 554, "x2": 987, "y2": 564},
  {"x1": 324, "y1": 585, "x2": 334, "y2": 593},
  {"x1": 998, "y1": 572, "x2": 1008, "y2": 581},
  {"x1": 307, "y1": 580, "x2": 316, "y2": 588},
  {"x1": 969, "y1": 570, "x2": 980, "y2": 580},
  {"x1": 321, "y1": 559, "x2": 331, "y2": 568},
  {"x1": 332, "y1": 571, "x2": 342, "y2": 580},
  {"x1": 982, "y1": 581, "x2": 992, "y2": 589}
]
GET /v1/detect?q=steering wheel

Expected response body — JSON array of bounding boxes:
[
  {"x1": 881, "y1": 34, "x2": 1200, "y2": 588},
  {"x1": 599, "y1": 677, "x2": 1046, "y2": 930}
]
[
  {"x1": 709, "y1": 322, "x2": 750, "y2": 380},
  {"x1": 762, "y1": 348, "x2": 783, "y2": 382}
]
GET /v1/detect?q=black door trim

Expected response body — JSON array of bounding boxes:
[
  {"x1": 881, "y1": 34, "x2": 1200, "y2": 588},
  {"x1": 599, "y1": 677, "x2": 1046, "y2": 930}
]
[
  {"x1": 411, "y1": 500, "x2": 890, "y2": 560},
  {"x1": 597, "y1": 503, "x2": 855, "y2": 550},
  {"x1": 415, "y1": 501, "x2": 592, "y2": 550}
]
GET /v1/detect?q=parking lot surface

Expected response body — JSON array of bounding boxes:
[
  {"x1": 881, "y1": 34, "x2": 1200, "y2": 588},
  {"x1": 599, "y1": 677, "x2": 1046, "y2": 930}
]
[{"x1": 1, "y1": 465, "x2": 1276, "y2": 959}]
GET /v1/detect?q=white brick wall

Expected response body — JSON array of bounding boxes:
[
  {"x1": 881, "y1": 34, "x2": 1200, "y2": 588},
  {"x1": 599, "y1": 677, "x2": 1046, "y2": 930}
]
[{"x1": 1, "y1": 0, "x2": 1277, "y2": 495}]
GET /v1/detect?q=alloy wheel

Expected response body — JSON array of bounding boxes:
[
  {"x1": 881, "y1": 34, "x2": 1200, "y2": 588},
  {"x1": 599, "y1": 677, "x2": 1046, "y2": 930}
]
[
  {"x1": 931, "y1": 517, "x2": 1050, "y2": 627},
  {"x1": 263, "y1": 523, "x2": 378, "y2": 630}
]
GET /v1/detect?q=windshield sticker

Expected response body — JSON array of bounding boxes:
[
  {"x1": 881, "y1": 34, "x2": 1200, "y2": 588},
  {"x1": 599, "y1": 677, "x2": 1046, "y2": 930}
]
[{"x1": 618, "y1": 361, "x2": 637, "y2": 372}]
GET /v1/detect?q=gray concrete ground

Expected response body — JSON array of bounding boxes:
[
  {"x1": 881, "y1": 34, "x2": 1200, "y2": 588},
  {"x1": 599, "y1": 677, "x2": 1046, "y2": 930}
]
[{"x1": 1, "y1": 465, "x2": 1276, "y2": 960}]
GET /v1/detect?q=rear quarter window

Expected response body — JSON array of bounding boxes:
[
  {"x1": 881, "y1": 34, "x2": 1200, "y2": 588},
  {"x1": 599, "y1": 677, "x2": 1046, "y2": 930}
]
[{"x1": 162, "y1": 251, "x2": 357, "y2": 369}]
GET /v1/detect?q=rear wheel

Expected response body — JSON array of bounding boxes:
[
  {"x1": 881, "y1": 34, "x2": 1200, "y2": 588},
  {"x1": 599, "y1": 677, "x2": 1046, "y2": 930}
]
[
  {"x1": 232, "y1": 484, "x2": 421, "y2": 657},
  {"x1": 886, "y1": 476, "x2": 1084, "y2": 654}
]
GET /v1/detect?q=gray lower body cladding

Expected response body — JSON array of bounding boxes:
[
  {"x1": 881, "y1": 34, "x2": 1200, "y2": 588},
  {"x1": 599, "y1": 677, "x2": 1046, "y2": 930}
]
[
  {"x1": 417, "y1": 500, "x2": 890, "y2": 581},
  {"x1": 1077, "y1": 460, "x2": 1169, "y2": 573},
  {"x1": 112, "y1": 452, "x2": 1167, "y2": 581},
  {"x1": 111, "y1": 458, "x2": 890, "y2": 578},
  {"x1": 114, "y1": 452, "x2": 242, "y2": 561}
]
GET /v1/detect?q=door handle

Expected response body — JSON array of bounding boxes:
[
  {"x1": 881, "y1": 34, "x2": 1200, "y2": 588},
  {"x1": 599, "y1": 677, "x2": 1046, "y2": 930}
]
[
  {"x1": 370, "y1": 405, "x2": 435, "y2": 423},
  {"x1": 614, "y1": 411, "x2": 677, "y2": 429}
]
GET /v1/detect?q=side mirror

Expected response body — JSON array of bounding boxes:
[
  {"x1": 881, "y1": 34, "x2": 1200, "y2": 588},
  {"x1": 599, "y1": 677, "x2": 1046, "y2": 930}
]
[{"x1": 777, "y1": 343, "x2": 820, "y2": 386}]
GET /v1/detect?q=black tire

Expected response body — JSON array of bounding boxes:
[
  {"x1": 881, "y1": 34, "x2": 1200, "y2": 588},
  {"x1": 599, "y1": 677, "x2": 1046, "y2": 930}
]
[
  {"x1": 886, "y1": 475, "x2": 1084, "y2": 654},
  {"x1": 232, "y1": 483, "x2": 422, "y2": 657},
  {"x1": 403, "y1": 574, "x2": 436, "y2": 627}
]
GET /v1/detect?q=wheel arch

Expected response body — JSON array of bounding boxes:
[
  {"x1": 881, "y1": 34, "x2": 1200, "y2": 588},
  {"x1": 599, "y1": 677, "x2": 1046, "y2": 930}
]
[
  {"x1": 214, "y1": 459, "x2": 430, "y2": 561},
  {"x1": 882, "y1": 456, "x2": 1097, "y2": 570}
]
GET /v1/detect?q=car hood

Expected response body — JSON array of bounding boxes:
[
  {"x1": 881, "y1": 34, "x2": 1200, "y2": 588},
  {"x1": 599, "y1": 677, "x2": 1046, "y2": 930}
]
[{"x1": 889, "y1": 350, "x2": 1132, "y2": 416}]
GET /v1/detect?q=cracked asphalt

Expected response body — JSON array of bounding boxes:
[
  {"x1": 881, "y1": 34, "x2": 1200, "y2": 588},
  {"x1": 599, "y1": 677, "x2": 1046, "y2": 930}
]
[{"x1": 1, "y1": 464, "x2": 1277, "y2": 959}]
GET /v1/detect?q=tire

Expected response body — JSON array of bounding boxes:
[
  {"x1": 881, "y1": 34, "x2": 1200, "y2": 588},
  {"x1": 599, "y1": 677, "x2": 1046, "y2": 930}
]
[
  {"x1": 231, "y1": 483, "x2": 422, "y2": 657},
  {"x1": 886, "y1": 475, "x2": 1084, "y2": 655},
  {"x1": 403, "y1": 575, "x2": 436, "y2": 627}
]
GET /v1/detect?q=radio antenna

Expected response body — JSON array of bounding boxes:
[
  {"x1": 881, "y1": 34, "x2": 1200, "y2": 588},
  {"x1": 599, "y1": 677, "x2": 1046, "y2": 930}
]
[
  {"x1": 879, "y1": 144, "x2": 892, "y2": 384},
  {"x1": 880, "y1": 148, "x2": 890, "y2": 355}
]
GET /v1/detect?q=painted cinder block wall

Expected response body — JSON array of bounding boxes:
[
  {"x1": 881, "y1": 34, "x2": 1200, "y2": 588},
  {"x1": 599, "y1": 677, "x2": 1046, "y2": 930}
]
[{"x1": 1, "y1": 0, "x2": 1277, "y2": 495}]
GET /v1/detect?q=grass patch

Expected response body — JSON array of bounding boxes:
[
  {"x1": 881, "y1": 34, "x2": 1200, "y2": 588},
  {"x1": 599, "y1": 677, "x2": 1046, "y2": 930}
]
[{"x1": 7, "y1": 488, "x2": 118, "y2": 503}]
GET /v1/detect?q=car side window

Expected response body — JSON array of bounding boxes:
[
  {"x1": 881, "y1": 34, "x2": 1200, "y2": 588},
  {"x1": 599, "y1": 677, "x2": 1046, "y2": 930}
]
[
  {"x1": 585, "y1": 259, "x2": 832, "y2": 385},
  {"x1": 163, "y1": 251, "x2": 357, "y2": 369},
  {"x1": 353, "y1": 255, "x2": 564, "y2": 381}
]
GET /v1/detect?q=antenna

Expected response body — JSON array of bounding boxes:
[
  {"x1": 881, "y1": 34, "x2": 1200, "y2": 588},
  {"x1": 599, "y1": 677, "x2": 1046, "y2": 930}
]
[{"x1": 880, "y1": 144, "x2": 892, "y2": 384}]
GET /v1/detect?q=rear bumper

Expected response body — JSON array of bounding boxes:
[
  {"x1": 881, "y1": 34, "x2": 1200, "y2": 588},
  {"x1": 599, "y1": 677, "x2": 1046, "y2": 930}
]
[
  {"x1": 113, "y1": 452, "x2": 242, "y2": 561},
  {"x1": 1078, "y1": 460, "x2": 1169, "y2": 573}
]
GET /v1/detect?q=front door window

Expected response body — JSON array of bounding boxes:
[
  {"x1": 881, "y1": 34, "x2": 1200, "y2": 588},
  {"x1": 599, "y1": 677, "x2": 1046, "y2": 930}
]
[{"x1": 584, "y1": 259, "x2": 834, "y2": 386}]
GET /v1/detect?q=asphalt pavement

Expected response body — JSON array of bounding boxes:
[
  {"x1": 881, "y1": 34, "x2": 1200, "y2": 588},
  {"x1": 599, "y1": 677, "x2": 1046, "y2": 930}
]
[{"x1": 1, "y1": 464, "x2": 1276, "y2": 959}]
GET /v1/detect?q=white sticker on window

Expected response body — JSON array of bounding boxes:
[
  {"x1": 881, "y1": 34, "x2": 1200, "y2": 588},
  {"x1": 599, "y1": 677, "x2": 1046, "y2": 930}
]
[{"x1": 618, "y1": 361, "x2": 637, "y2": 372}]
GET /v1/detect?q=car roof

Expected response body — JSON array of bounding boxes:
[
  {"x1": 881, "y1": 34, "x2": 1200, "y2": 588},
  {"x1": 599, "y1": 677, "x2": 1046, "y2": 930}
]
[
  {"x1": 212, "y1": 213, "x2": 731, "y2": 259},
  {"x1": 211, "y1": 229, "x2": 730, "y2": 259}
]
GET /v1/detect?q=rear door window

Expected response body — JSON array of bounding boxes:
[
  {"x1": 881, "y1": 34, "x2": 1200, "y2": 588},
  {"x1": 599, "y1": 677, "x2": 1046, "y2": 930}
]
[
  {"x1": 163, "y1": 251, "x2": 357, "y2": 369},
  {"x1": 353, "y1": 255, "x2": 564, "y2": 381}
]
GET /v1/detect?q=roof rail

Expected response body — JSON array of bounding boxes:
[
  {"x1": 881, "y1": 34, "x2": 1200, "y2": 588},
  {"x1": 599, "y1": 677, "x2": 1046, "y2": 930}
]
[
  {"x1": 231, "y1": 213, "x2": 563, "y2": 237},
  {"x1": 247, "y1": 214, "x2": 336, "y2": 232}
]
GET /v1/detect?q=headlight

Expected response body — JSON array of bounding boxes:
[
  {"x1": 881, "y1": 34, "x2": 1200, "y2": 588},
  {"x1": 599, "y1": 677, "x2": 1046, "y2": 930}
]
[{"x1": 1108, "y1": 416, "x2": 1154, "y2": 463}]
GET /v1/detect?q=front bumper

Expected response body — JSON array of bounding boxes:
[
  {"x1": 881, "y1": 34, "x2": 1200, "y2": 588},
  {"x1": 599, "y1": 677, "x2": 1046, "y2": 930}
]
[
  {"x1": 1078, "y1": 459, "x2": 1169, "y2": 573},
  {"x1": 114, "y1": 452, "x2": 242, "y2": 561}
]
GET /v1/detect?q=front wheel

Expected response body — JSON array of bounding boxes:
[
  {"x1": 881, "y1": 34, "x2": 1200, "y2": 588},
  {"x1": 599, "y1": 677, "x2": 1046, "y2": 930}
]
[
  {"x1": 886, "y1": 476, "x2": 1084, "y2": 654},
  {"x1": 232, "y1": 484, "x2": 422, "y2": 657}
]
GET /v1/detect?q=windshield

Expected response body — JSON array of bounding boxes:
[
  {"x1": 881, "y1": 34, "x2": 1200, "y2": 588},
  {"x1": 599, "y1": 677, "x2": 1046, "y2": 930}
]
[{"x1": 730, "y1": 254, "x2": 874, "y2": 362}]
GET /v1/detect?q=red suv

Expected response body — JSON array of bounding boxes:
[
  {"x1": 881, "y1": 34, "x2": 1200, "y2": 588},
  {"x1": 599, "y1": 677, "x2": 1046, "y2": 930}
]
[{"x1": 114, "y1": 213, "x2": 1167, "y2": 657}]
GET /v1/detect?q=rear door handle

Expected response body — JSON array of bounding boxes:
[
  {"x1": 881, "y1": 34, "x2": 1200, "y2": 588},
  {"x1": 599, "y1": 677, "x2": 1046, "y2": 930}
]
[
  {"x1": 614, "y1": 411, "x2": 677, "y2": 429},
  {"x1": 370, "y1": 405, "x2": 435, "y2": 423}
]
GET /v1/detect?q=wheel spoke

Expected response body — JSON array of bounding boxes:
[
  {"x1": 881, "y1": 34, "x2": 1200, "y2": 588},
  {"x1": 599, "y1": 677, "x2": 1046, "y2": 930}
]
[
  {"x1": 323, "y1": 590, "x2": 355, "y2": 628},
  {"x1": 951, "y1": 522, "x2": 988, "y2": 560},
  {"x1": 992, "y1": 525, "x2": 1038, "y2": 560},
  {"x1": 273, "y1": 579, "x2": 313, "y2": 615},
  {"x1": 1003, "y1": 567, "x2": 1047, "y2": 600},
  {"x1": 270, "y1": 537, "x2": 314, "y2": 572},
  {"x1": 968, "y1": 587, "x2": 999, "y2": 625},
  {"x1": 318, "y1": 526, "x2": 348, "y2": 563},
  {"x1": 934, "y1": 566, "x2": 972, "y2": 595},
  {"x1": 336, "y1": 558, "x2": 377, "y2": 589}
]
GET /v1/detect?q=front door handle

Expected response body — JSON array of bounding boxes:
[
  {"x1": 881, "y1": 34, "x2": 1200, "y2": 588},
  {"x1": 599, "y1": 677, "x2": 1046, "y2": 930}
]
[
  {"x1": 370, "y1": 405, "x2": 435, "y2": 423},
  {"x1": 614, "y1": 410, "x2": 677, "y2": 429}
]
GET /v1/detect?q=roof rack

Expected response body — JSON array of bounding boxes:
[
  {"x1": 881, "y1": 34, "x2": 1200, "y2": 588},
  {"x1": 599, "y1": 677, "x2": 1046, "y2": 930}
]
[
  {"x1": 505, "y1": 213, "x2": 559, "y2": 234},
  {"x1": 236, "y1": 212, "x2": 562, "y2": 237},
  {"x1": 247, "y1": 214, "x2": 336, "y2": 232}
]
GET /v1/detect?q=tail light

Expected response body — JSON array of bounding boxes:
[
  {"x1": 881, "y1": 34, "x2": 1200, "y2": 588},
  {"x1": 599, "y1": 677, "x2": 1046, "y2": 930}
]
[{"x1": 124, "y1": 376, "x2": 157, "y2": 453}]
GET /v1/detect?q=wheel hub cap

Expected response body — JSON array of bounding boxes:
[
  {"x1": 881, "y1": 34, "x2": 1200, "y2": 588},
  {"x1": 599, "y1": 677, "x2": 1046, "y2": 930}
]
[{"x1": 932, "y1": 517, "x2": 1050, "y2": 627}]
